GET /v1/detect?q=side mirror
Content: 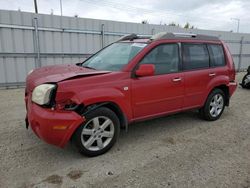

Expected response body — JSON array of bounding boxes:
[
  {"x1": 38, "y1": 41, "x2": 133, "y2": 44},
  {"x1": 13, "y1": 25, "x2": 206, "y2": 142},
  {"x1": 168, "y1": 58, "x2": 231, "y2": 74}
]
[{"x1": 135, "y1": 64, "x2": 155, "y2": 77}]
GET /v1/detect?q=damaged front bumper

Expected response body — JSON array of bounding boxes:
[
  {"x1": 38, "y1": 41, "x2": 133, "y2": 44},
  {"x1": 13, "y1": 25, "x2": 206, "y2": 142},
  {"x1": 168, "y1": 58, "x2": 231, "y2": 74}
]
[{"x1": 25, "y1": 96, "x2": 85, "y2": 148}]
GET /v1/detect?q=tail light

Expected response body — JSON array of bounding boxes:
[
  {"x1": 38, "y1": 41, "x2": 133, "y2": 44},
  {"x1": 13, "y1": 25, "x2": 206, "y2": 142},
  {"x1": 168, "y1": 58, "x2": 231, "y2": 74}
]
[{"x1": 224, "y1": 43, "x2": 236, "y2": 81}]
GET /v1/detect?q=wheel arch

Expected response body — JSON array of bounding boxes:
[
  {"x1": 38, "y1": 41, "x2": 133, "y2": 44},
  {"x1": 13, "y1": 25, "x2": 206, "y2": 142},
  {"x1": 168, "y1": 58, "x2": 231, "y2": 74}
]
[
  {"x1": 205, "y1": 75, "x2": 231, "y2": 107},
  {"x1": 215, "y1": 85, "x2": 229, "y2": 106},
  {"x1": 205, "y1": 84, "x2": 230, "y2": 106},
  {"x1": 81, "y1": 101, "x2": 129, "y2": 131}
]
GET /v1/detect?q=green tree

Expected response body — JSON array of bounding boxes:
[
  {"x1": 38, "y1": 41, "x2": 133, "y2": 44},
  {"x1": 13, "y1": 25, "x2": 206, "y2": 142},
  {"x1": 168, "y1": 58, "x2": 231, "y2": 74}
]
[
  {"x1": 168, "y1": 22, "x2": 178, "y2": 26},
  {"x1": 168, "y1": 22, "x2": 195, "y2": 29},
  {"x1": 184, "y1": 22, "x2": 195, "y2": 29}
]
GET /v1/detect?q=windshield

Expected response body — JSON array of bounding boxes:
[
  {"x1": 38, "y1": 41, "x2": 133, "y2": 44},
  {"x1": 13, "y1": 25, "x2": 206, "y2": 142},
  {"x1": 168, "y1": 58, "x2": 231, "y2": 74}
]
[{"x1": 82, "y1": 42, "x2": 147, "y2": 71}]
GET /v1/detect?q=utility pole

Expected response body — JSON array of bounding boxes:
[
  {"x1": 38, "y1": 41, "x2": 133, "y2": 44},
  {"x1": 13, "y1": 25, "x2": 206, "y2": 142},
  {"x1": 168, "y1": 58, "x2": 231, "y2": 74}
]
[
  {"x1": 231, "y1": 18, "x2": 240, "y2": 33},
  {"x1": 34, "y1": 0, "x2": 38, "y2": 14},
  {"x1": 60, "y1": 0, "x2": 63, "y2": 16}
]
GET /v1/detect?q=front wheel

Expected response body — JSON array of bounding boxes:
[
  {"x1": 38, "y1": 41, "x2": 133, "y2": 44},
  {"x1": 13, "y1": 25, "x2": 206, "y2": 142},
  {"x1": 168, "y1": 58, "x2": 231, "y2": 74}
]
[
  {"x1": 73, "y1": 107, "x2": 120, "y2": 157},
  {"x1": 200, "y1": 89, "x2": 226, "y2": 121}
]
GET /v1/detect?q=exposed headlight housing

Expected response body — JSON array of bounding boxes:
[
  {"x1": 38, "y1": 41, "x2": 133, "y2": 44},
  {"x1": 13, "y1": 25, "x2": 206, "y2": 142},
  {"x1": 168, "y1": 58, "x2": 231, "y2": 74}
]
[{"x1": 32, "y1": 84, "x2": 56, "y2": 105}]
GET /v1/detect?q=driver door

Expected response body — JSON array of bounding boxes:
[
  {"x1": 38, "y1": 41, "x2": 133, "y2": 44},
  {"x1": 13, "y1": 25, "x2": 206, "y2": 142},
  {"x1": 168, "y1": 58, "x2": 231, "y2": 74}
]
[{"x1": 131, "y1": 43, "x2": 184, "y2": 120}]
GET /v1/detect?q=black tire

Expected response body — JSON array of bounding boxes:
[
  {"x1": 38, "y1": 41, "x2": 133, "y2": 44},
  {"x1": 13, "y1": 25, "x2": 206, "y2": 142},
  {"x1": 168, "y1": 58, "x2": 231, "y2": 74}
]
[
  {"x1": 199, "y1": 89, "x2": 226, "y2": 121},
  {"x1": 73, "y1": 107, "x2": 120, "y2": 157},
  {"x1": 241, "y1": 74, "x2": 248, "y2": 88}
]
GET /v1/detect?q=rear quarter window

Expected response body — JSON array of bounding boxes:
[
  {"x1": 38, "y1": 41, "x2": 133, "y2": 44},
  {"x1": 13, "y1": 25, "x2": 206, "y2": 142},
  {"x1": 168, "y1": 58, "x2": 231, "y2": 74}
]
[{"x1": 208, "y1": 44, "x2": 226, "y2": 67}]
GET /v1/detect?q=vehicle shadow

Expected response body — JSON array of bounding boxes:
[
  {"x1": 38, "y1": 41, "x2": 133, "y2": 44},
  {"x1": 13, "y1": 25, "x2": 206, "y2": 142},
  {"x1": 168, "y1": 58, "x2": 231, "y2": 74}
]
[
  {"x1": 15, "y1": 109, "x2": 216, "y2": 187},
  {"x1": 23, "y1": 109, "x2": 213, "y2": 161},
  {"x1": 32, "y1": 110, "x2": 205, "y2": 158},
  {"x1": 118, "y1": 110, "x2": 204, "y2": 144},
  {"x1": 23, "y1": 110, "x2": 210, "y2": 161}
]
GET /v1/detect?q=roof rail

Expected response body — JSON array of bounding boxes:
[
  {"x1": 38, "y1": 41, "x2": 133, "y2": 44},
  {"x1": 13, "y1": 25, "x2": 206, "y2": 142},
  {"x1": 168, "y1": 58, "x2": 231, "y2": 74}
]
[
  {"x1": 151, "y1": 32, "x2": 220, "y2": 41},
  {"x1": 117, "y1": 33, "x2": 151, "y2": 42},
  {"x1": 117, "y1": 33, "x2": 138, "y2": 42},
  {"x1": 172, "y1": 32, "x2": 197, "y2": 38}
]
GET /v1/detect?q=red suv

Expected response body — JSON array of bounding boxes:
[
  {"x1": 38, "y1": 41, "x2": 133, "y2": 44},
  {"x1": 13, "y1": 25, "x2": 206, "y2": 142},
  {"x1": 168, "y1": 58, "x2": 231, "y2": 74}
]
[{"x1": 25, "y1": 32, "x2": 237, "y2": 156}]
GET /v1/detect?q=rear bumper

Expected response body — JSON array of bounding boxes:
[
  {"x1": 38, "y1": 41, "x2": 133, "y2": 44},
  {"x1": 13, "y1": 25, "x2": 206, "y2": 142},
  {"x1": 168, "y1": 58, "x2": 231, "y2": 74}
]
[
  {"x1": 227, "y1": 81, "x2": 237, "y2": 97},
  {"x1": 26, "y1": 97, "x2": 84, "y2": 148}
]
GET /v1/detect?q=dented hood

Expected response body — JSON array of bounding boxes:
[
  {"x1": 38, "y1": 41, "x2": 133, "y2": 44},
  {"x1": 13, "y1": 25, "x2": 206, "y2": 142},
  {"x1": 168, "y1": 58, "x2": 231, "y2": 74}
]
[{"x1": 26, "y1": 64, "x2": 110, "y2": 91}]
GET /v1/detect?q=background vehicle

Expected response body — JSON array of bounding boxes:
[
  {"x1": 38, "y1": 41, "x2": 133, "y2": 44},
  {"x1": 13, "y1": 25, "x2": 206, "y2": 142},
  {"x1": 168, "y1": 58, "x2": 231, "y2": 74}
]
[
  {"x1": 240, "y1": 66, "x2": 250, "y2": 89},
  {"x1": 25, "y1": 32, "x2": 237, "y2": 156}
]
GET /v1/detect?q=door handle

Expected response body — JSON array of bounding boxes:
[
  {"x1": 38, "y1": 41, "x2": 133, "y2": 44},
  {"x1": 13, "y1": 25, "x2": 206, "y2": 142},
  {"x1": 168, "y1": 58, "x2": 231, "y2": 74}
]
[
  {"x1": 209, "y1": 73, "x2": 216, "y2": 77},
  {"x1": 172, "y1": 78, "x2": 182, "y2": 82}
]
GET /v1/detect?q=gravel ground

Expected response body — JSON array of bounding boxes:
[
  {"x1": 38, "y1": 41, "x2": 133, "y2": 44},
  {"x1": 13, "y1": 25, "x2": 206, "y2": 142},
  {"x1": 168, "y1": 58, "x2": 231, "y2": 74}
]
[{"x1": 0, "y1": 73, "x2": 249, "y2": 188}]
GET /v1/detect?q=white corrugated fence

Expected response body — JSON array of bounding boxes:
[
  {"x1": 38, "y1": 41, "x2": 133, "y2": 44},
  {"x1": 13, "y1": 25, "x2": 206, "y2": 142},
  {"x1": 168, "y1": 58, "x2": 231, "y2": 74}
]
[{"x1": 0, "y1": 9, "x2": 250, "y2": 88}]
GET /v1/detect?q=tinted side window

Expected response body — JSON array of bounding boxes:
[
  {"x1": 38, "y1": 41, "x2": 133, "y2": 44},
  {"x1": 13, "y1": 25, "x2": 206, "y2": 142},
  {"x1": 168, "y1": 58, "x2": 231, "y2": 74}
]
[
  {"x1": 183, "y1": 44, "x2": 209, "y2": 70},
  {"x1": 140, "y1": 44, "x2": 179, "y2": 75},
  {"x1": 208, "y1": 44, "x2": 226, "y2": 67}
]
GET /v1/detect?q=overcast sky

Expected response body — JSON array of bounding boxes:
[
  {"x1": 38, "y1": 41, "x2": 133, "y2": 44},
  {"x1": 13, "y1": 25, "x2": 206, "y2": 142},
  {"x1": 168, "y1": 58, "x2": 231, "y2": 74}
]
[{"x1": 0, "y1": 0, "x2": 250, "y2": 33}]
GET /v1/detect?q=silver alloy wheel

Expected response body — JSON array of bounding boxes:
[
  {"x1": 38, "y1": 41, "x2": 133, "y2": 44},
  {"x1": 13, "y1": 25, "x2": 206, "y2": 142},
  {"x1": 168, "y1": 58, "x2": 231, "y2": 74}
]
[
  {"x1": 209, "y1": 93, "x2": 224, "y2": 117},
  {"x1": 81, "y1": 116, "x2": 115, "y2": 151}
]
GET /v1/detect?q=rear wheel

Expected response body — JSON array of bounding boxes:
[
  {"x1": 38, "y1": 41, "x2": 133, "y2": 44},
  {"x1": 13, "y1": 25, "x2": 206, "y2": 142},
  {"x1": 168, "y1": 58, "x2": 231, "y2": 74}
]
[
  {"x1": 73, "y1": 107, "x2": 120, "y2": 157},
  {"x1": 200, "y1": 89, "x2": 225, "y2": 121}
]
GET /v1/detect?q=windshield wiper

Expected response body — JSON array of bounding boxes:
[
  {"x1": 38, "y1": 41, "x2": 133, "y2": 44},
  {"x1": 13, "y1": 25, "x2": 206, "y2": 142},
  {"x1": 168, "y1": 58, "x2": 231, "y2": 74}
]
[{"x1": 82, "y1": 65, "x2": 96, "y2": 70}]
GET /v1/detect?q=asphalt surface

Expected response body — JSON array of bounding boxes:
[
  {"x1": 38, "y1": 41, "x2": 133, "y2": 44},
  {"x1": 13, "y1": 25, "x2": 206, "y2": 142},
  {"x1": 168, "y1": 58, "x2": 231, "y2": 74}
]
[{"x1": 0, "y1": 73, "x2": 249, "y2": 188}]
